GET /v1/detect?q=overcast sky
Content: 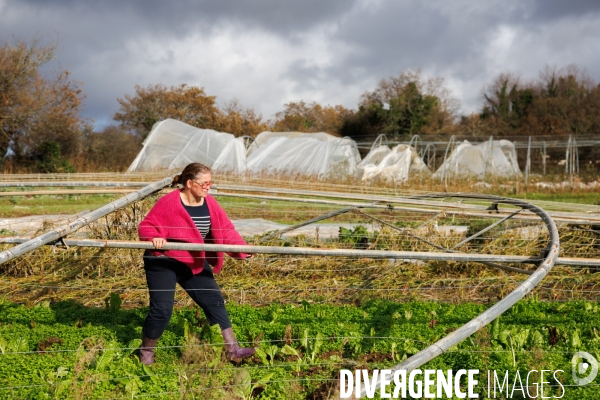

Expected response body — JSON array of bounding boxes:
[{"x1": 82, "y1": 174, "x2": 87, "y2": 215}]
[{"x1": 2, "y1": 0, "x2": 600, "y2": 130}]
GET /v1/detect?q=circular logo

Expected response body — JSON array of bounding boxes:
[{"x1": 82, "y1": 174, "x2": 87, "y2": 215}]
[{"x1": 572, "y1": 351, "x2": 598, "y2": 386}]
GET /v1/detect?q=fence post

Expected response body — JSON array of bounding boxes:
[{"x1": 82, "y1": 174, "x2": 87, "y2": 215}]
[
  {"x1": 525, "y1": 136, "x2": 531, "y2": 184},
  {"x1": 542, "y1": 141, "x2": 547, "y2": 175}
]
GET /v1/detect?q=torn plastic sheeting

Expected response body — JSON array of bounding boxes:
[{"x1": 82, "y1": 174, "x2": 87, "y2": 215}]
[
  {"x1": 358, "y1": 144, "x2": 431, "y2": 183},
  {"x1": 433, "y1": 139, "x2": 522, "y2": 179}
]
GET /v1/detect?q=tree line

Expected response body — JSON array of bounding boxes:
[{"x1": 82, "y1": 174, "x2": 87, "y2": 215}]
[{"x1": 2, "y1": 38, "x2": 599, "y2": 173}]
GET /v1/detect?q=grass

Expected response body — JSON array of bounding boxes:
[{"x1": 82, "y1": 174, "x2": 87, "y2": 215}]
[
  {"x1": 510, "y1": 191, "x2": 600, "y2": 204},
  {"x1": 0, "y1": 193, "x2": 119, "y2": 218},
  {"x1": 0, "y1": 298, "x2": 598, "y2": 399}
]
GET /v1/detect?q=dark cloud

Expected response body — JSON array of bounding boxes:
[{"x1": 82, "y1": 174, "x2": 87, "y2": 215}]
[
  {"x1": 333, "y1": 3, "x2": 453, "y2": 75},
  {"x1": 528, "y1": 0, "x2": 600, "y2": 21},
  {"x1": 1, "y1": 0, "x2": 599, "y2": 127},
  {"x1": 311, "y1": 2, "x2": 502, "y2": 100},
  {"x1": 12, "y1": 0, "x2": 355, "y2": 37}
]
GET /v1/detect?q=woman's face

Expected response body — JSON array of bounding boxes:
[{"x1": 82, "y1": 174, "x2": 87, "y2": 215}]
[{"x1": 186, "y1": 172, "x2": 212, "y2": 198}]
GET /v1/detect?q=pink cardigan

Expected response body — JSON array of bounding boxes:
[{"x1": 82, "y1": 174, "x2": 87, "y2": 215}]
[{"x1": 138, "y1": 190, "x2": 249, "y2": 274}]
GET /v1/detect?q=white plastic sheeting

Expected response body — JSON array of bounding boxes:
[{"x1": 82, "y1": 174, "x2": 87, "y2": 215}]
[
  {"x1": 246, "y1": 131, "x2": 361, "y2": 177},
  {"x1": 127, "y1": 119, "x2": 246, "y2": 173},
  {"x1": 248, "y1": 131, "x2": 336, "y2": 149},
  {"x1": 355, "y1": 145, "x2": 390, "y2": 179},
  {"x1": 357, "y1": 144, "x2": 431, "y2": 183},
  {"x1": 433, "y1": 139, "x2": 522, "y2": 179}
]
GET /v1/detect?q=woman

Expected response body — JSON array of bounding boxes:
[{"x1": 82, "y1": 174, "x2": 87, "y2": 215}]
[{"x1": 138, "y1": 162, "x2": 255, "y2": 364}]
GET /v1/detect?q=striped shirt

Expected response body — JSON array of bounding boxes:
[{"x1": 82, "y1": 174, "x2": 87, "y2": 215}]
[{"x1": 181, "y1": 199, "x2": 211, "y2": 239}]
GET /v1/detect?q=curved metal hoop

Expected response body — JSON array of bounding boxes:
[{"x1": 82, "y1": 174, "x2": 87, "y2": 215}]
[
  {"x1": 439, "y1": 135, "x2": 457, "y2": 183},
  {"x1": 358, "y1": 193, "x2": 560, "y2": 397},
  {"x1": 240, "y1": 135, "x2": 255, "y2": 155},
  {"x1": 370, "y1": 134, "x2": 388, "y2": 153},
  {"x1": 420, "y1": 143, "x2": 436, "y2": 170},
  {"x1": 408, "y1": 134, "x2": 421, "y2": 152}
]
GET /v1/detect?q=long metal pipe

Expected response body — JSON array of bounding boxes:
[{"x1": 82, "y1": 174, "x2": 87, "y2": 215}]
[
  {"x1": 0, "y1": 236, "x2": 592, "y2": 267},
  {"x1": 0, "y1": 189, "x2": 135, "y2": 196},
  {"x1": 0, "y1": 177, "x2": 172, "y2": 265},
  {"x1": 3, "y1": 184, "x2": 598, "y2": 226},
  {"x1": 2, "y1": 180, "x2": 599, "y2": 224},
  {"x1": 0, "y1": 237, "x2": 546, "y2": 264},
  {"x1": 217, "y1": 192, "x2": 600, "y2": 225},
  {"x1": 215, "y1": 185, "x2": 600, "y2": 223},
  {"x1": 218, "y1": 184, "x2": 500, "y2": 213},
  {"x1": 0, "y1": 182, "x2": 148, "y2": 188}
]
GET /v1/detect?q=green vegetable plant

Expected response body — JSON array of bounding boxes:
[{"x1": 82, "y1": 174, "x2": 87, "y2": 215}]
[
  {"x1": 232, "y1": 368, "x2": 274, "y2": 400},
  {"x1": 0, "y1": 335, "x2": 29, "y2": 354},
  {"x1": 300, "y1": 328, "x2": 323, "y2": 363},
  {"x1": 255, "y1": 344, "x2": 279, "y2": 366}
]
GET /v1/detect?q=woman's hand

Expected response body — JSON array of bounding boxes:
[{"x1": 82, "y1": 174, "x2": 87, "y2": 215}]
[{"x1": 152, "y1": 238, "x2": 167, "y2": 249}]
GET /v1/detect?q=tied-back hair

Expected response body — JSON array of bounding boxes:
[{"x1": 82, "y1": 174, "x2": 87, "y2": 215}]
[{"x1": 171, "y1": 163, "x2": 212, "y2": 187}]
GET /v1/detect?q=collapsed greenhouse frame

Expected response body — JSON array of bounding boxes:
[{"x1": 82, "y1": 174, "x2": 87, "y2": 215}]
[{"x1": 0, "y1": 175, "x2": 569, "y2": 397}]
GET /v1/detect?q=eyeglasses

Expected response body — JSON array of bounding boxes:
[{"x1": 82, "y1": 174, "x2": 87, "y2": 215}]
[{"x1": 192, "y1": 180, "x2": 213, "y2": 189}]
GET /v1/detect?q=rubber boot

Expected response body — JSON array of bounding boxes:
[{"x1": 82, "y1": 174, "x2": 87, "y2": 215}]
[
  {"x1": 139, "y1": 334, "x2": 159, "y2": 365},
  {"x1": 221, "y1": 327, "x2": 256, "y2": 362}
]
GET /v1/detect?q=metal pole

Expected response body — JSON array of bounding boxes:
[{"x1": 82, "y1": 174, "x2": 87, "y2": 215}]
[
  {"x1": 542, "y1": 141, "x2": 546, "y2": 176},
  {"x1": 525, "y1": 136, "x2": 531, "y2": 183},
  {"x1": 0, "y1": 177, "x2": 172, "y2": 265},
  {"x1": 0, "y1": 182, "x2": 149, "y2": 188},
  {"x1": 566, "y1": 135, "x2": 571, "y2": 176},
  {"x1": 5, "y1": 182, "x2": 599, "y2": 225},
  {"x1": 570, "y1": 136, "x2": 575, "y2": 184},
  {"x1": 575, "y1": 138, "x2": 579, "y2": 175},
  {"x1": 0, "y1": 237, "x2": 547, "y2": 265},
  {"x1": 440, "y1": 135, "x2": 456, "y2": 184},
  {"x1": 1, "y1": 235, "x2": 593, "y2": 266},
  {"x1": 214, "y1": 184, "x2": 599, "y2": 221},
  {"x1": 0, "y1": 189, "x2": 135, "y2": 196},
  {"x1": 182, "y1": 192, "x2": 600, "y2": 226},
  {"x1": 482, "y1": 136, "x2": 493, "y2": 182}
]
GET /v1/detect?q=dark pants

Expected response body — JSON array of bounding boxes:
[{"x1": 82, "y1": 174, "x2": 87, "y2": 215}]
[{"x1": 142, "y1": 255, "x2": 232, "y2": 340}]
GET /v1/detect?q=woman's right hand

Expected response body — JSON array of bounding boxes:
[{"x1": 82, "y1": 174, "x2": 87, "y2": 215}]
[{"x1": 152, "y1": 238, "x2": 167, "y2": 249}]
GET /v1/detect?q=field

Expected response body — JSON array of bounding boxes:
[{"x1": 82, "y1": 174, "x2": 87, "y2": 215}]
[{"x1": 1, "y1": 174, "x2": 600, "y2": 399}]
